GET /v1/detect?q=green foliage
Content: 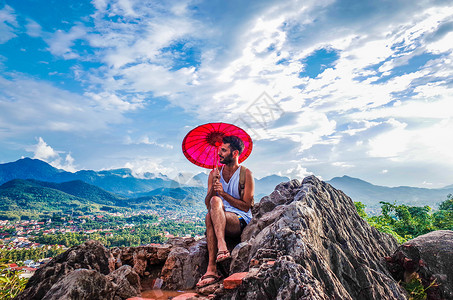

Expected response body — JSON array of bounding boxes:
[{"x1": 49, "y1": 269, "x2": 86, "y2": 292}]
[
  {"x1": 0, "y1": 264, "x2": 28, "y2": 299},
  {"x1": 0, "y1": 179, "x2": 206, "y2": 220},
  {"x1": 433, "y1": 194, "x2": 453, "y2": 230},
  {"x1": 0, "y1": 246, "x2": 64, "y2": 263},
  {"x1": 355, "y1": 195, "x2": 453, "y2": 244},
  {"x1": 34, "y1": 227, "x2": 163, "y2": 247},
  {"x1": 401, "y1": 275, "x2": 437, "y2": 300},
  {"x1": 354, "y1": 202, "x2": 367, "y2": 219}
]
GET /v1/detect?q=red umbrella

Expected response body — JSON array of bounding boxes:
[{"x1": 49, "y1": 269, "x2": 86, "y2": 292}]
[{"x1": 182, "y1": 122, "x2": 253, "y2": 169}]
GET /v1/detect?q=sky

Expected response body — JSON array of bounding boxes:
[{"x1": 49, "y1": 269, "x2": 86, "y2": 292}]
[{"x1": 1, "y1": 0, "x2": 453, "y2": 188}]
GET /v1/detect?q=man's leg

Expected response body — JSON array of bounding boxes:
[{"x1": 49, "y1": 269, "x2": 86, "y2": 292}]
[
  {"x1": 197, "y1": 197, "x2": 242, "y2": 286},
  {"x1": 204, "y1": 211, "x2": 218, "y2": 275},
  {"x1": 209, "y1": 196, "x2": 242, "y2": 252}
]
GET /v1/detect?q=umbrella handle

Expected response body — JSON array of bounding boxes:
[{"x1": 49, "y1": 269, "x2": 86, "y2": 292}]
[{"x1": 214, "y1": 146, "x2": 220, "y2": 184}]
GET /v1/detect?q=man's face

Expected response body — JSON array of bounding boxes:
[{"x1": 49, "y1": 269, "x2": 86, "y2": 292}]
[{"x1": 219, "y1": 143, "x2": 235, "y2": 165}]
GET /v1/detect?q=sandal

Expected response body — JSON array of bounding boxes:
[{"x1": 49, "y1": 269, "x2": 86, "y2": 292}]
[
  {"x1": 196, "y1": 274, "x2": 222, "y2": 288},
  {"x1": 216, "y1": 250, "x2": 231, "y2": 263}
]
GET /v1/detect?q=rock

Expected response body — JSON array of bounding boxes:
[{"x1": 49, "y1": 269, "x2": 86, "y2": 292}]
[
  {"x1": 160, "y1": 238, "x2": 208, "y2": 289},
  {"x1": 387, "y1": 230, "x2": 453, "y2": 299},
  {"x1": 15, "y1": 240, "x2": 115, "y2": 300},
  {"x1": 113, "y1": 244, "x2": 171, "y2": 277},
  {"x1": 108, "y1": 265, "x2": 141, "y2": 299},
  {"x1": 40, "y1": 269, "x2": 115, "y2": 300},
  {"x1": 224, "y1": 176, "x2": 407, "y2": 299},
  {"x1": 222, "y1": 256, "x2": 332, "y2": 299},
  {"x1": 229, "y1": 242, "x2": 251, "y2": 274}
]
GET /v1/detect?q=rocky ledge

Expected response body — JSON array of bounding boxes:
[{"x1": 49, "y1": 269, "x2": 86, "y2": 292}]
[{"x1": 14, "y1": 176, "x2": 453, "y2": 300}]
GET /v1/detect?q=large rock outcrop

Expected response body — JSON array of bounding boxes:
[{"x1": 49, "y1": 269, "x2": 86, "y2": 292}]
[
  {"x1": 15, "y1": 240, "x2": 117, "y2": 300},
  {"x1": 218, "y1": 176, "x2": 407, "y2": 299},
  {"x1": 386, "y1": 230, "x2": 453, "y2": 300},
  {"x1": 15, "y1": 238, "x2": 206, "y2": 299}
]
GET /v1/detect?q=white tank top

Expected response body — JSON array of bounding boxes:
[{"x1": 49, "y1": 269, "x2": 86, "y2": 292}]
[{"x1": 219, "y1": 165, "x2": 252, "y2": 224}]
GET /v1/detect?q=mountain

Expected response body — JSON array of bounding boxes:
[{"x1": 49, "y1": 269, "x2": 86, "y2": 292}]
[
  {"x1": 255, "y1": 174, "x2": 290, "y2": 199},
  {"x1": 0, "y1": 179, "x2": 98, "y2": 217},
  {"x1": 327, "y1": 175, "x2": 453, "y2": 209},
  {"x1": 0, "y1": 158, "x2": 66, "y2": 183},
  {"x1": 0, "y1": 158, "x2": 178, "y2": 196},
  {"x1": 0, "y1": 178, "x2": 209, "y2": 219},
  {"x1": 28, "y1": 179, "x2": 128, "y2": 206}
]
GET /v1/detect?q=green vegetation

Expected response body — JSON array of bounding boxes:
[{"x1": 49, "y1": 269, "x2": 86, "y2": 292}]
[
  {"x1": 355, "y1": 195, "x2": 452, "y2": 299},
  {"x1": 0, "y1": 179, "x2": 206, "y2": 221},
  {"x1": 0, "y1": 264, "x2": 28, "y2": 299},
  {"x1": 0, "y1": 246, "x2": 65, "y2": 263},
  {"x1": 33, "y1": 218, "x2": 206, "y2": 248},
  {"x1": 355, "y1": 194, "x2": 453, "y2": 243},
  {"x1": 401, "y1": 275, "x2": 437, "y2": 300}
]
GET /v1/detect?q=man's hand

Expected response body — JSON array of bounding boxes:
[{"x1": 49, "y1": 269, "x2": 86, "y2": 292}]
[{"x1": 213, "y1": 179, "x2": 224, "y2": 197}]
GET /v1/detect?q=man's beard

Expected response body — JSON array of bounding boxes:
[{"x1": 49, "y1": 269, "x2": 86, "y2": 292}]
[{"x1": 219, "y1": 153, "x2": 234, "y2": 165}]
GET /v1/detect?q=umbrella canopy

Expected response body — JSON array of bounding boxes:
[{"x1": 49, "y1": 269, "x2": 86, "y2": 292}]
[{"x1": 182, "y1": 122, "x2": 253, "y2": 169}]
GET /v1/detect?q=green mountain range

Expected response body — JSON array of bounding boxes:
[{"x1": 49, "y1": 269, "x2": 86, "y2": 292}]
[
  {"x1": 3, "y1": 158, "x2": 451, "y2": 220},
  {"x1": 327, "y1": 175, "x2": 453, "y2": 209},
  {"x1": 0, "y1": 179, "x2": 102, "y2": 219}
]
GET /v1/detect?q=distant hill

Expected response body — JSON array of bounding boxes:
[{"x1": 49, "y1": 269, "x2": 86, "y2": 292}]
[
  {"x1": 0, "y1": 158, "x2": 65, "y2": 183},
  {"x1": 0, "y1": 178, "x2": 209, "y2": 219},
  {"x1": 175, "y1": 171, "x2": 290, "y2": 201},
  {"x1": 0, "y1": 158, "x2": 292, "y2": 200},
  {"x1": 0, "y1": 158, "x2": 178, "y2": 196},
  {"x1": 327, "y1": 175, "x2": 453, "y2": 209},
  {"x1": 28, "y1": 179, "x2": 128, "y2": 206},
  {"x1": 255, "y1": 174, "x2": 290, "y2": 200},
  {"x1": 128, "y1": 186, "x2": 207, "y2": 212},
  {"x1": 0, "y1": 179, "x2": 99, "y2": 217}
]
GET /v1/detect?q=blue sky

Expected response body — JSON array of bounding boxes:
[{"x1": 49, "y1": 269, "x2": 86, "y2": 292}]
[{"x1": 1, "y1": 0, "x2": 453, "y2": 188}]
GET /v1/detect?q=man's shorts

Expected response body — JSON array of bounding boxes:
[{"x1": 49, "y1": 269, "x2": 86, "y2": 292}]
[{"x1": 237, "y1": 215, "x2": 247, "y2": 231}]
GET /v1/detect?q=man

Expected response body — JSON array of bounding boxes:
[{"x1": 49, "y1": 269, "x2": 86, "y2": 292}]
[{"x1": 196, "y1": 135, "x2": 254, "y2": 288}]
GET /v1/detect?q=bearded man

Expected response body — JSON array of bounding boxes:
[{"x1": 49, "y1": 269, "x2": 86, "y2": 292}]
[{"x1": 196, "y1": 135, "x2": 254, "y2": 288}]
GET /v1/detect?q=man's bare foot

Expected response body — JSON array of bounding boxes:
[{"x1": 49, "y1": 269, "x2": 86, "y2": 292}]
[
  {"x1": 216, "y1": 250, "x2": 231, "y2": 263},
  {"x1": 196, "y1": 273, "x2": 222, "y2": 288}
]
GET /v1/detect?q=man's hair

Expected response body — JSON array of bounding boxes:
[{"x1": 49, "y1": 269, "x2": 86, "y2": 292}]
[{"x1": 223, "y1": 135, "x2": 244, "y2": 155}]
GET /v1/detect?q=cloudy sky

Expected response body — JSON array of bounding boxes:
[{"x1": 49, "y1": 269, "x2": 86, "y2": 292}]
[{"x1": 1, "y1": 0, "x2": 452, "y2": 188}]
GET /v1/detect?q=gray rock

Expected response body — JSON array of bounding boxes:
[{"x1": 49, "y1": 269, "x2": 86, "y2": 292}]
[
  {"x1": 160, "y1": 238, "x2": 208, "y2": 289},
  {"x1": 222, "y1": 256, "x2": 336, "y2": 300},
  {"x1": 41, "y1": 269, "x2": 115, "y2": 300},
  {"x1": 107, "y1": 265, "x2": 141, "y2": 299},
  {"x1": 225, "y1": 176, "x2": 407, "y2": 299},
  {"x1": 387, "y1": 230, "x2": 453, "y2": 299},
  {"x1": 15, "y1": 240, "x2": 114, "y2": 300}
]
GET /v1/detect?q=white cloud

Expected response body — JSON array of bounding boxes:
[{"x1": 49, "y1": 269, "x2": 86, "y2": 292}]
[
  {"x1": 278, "y1": 164, "x2": 313, "y2": 180},
  {"x1": 45, "y1": 25, "x2": 88, "y2": 59},
  {"x1": 0, "y1": 74, "x2": 130, "y2": 136},
  {"x1": 124, "y1": 135, "x2": 173, "y2": 149},
  {"x1": 32, "y1": 137, "x2": 59, "y2": 160},
  {"x1": 25, "y1": 18, "x2": 42, "y2": 37},
  {"x1": 123, "y1": 159, "x2": 175, "y2": 178},
  {"x1": 0, "y1": 5, "x2": 18, "y2": 43},
  {"x1": 84, "y1": 91, "x2": 144, "y2": 112},
  {"x1": 332, "y1": 161, "x2": 354, "y2": 168},
  {"x1": 367, "y1": 120, "x2": 409, "y2": 158},
  {"x1": 30, "y1": 137, "x2": 76, "y2": 172}
]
